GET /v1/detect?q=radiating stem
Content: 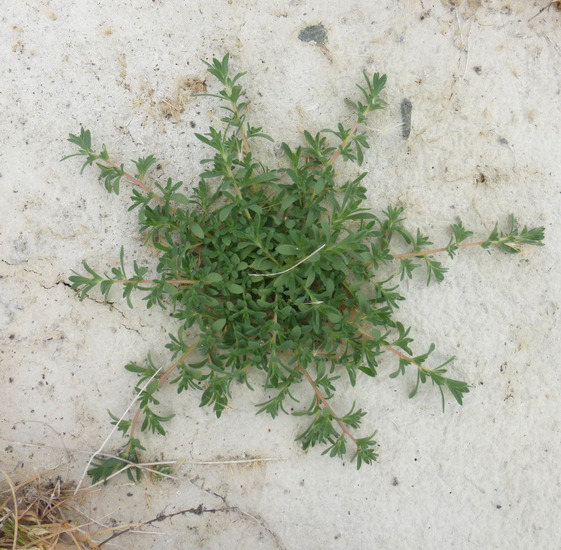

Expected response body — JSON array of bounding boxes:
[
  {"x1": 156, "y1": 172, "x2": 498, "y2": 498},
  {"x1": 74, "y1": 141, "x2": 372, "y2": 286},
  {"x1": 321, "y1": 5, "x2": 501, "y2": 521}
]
[
  {"x1": 99, "y1": 159, "x2": 177, "y2": 215},
  {"x1": 356, "y1": 325, "x2": 427, "y2": 371},
  {"x1": 327, "y1": 121, "x2": 359, "y2": 167},
  {"x1": 111, "y1": 277, "x2": 217, "y2": 287},
  {"x1": 297, "y1": 363, "x2": 357, "y2": 444},
  {"x1": 393, "y1": 240, "x2": 484, "y2": 259},
  {"x1": 128, "y1": 342, "x2": 200, "y2": 445}
]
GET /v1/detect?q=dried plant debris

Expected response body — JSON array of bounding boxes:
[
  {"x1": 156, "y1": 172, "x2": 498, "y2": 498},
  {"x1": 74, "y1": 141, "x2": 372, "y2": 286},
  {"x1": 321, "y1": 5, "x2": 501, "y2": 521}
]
[
  {"x1": 136, "y1": 78, "x2": 207, "y2": 122},
  {"x1": 0, "y1": 468, "x2": 245, "y2": 548},
  {"x1": 0, "y1": 469, "x2": 90, "y2": 549},
  {"x1": 159, "y1": 78, "x2": 207, "y2": 120}
]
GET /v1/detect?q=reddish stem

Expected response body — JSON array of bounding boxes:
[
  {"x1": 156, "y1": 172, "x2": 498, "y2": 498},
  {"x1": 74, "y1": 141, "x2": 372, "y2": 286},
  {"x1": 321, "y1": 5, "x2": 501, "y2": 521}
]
[
  {"x1": 159, "y1": 342, "x2": 199, "y2": 385},
  {"x1": 392, "y1": 240, "x2": 484, "y2": 260},
  {"x1": 356, "y1": 324, "x2": 425, "y2": 367},
  {"x1": 128, "y1": 342, "x2": 199, "y2": 445},
  {"x1": 383, "y1": 344, "x2": 422, "y2": 368},
  {"x1": 102, "y1": 160, "x2": 156, "y2": 197},
  {"x1": 327, "y1": 121, "x2": 359, "y2": 167},
  {"x1": 128, "y1": 408, "x2": 142, "y2": 443},
  {"x1": 100, "y1": 159, "x2": 177, "y2": 215},
  {"x1": 240, "y1": 126, "x2": 250, "y2": 156},
  {"x1": 297, "y1": 363, "x2": 357, "y2": 444},
  {"x1": 112, "y1": 277, "x2": 208, "y2": 286}
]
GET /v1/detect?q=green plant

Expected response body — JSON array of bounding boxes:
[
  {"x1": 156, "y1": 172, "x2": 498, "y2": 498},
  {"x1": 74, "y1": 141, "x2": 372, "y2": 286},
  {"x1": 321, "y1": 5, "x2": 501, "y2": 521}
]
[{"x1": 64, "y1": 54, "x2": 544, "y2": 481}]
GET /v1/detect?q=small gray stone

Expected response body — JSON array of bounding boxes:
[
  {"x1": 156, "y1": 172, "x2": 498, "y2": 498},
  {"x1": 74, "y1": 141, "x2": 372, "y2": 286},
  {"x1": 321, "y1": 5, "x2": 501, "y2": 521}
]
[
  {"x1": 298, "y1": 24, "x2": 327, "y2": 45},
  {"x1": 400, "y1": 98, "x2": 412, "y2": 139}
]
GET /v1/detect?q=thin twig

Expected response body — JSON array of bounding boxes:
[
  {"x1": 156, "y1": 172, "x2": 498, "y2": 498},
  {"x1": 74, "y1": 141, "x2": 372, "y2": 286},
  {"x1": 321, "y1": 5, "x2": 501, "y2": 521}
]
[
  {"x1": 97, "y1": 504, "x2": 237, "y2": 547},
  {"x1": 0, "y1": 437, "x2": 283, "y2": 468},
  {"x1": 529, "y1": 1, "x2": 560, "y2": 21},
  {"x1": 454, "y1": 10, "x2": 472, "y2": 80},
  {"x1": 87, "y1": 462, "x2": 180, "y2": 490},
  {"x1": 250, "y1": 244, "x2": 326, "y2": 277},
  {"x1": 74, "y1": 367, "x2": 162, "y2": 495},
  {"x1": 186, "y1": 457, "x2": 285, "y2": 465}
]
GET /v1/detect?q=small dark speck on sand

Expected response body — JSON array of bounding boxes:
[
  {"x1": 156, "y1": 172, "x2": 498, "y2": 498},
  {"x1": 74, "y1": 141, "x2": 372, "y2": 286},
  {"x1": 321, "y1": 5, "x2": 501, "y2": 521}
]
[{"x1": 298, "y1": 24, "x2": 327, "y2": 45}]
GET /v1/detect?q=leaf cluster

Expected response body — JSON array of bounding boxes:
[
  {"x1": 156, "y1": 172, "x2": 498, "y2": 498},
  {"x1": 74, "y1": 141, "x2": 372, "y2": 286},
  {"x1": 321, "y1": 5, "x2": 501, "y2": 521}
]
[{"x1": 64, "y1": 55, "x2": 544, "y2": 482}]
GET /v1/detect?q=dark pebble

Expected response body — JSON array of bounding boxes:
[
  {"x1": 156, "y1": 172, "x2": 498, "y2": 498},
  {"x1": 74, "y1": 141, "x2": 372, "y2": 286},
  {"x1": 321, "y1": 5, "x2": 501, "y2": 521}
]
[
  {"x1": 298, "y1": 24, "x2": 327, "y2": 45},
  {"x1": 400, "y1": 98, "x2": 412, "y2": 139}
]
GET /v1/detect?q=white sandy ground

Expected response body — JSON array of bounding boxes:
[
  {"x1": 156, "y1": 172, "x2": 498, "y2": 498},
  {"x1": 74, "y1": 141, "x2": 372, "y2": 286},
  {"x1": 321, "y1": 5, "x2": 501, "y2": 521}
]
[{"x1": 1, "y1": 0, "x2": 560, "y2": 548}]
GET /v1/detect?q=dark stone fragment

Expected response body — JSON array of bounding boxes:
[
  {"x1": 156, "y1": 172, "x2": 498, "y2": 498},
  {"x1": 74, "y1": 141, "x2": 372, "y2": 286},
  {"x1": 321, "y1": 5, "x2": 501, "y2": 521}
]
[
  {"x1": 298, "y1": 24, "x2": 327, "y2": 45},
  {"x1": 400, "y1": 98, "x2": 412, "y2": 139}
]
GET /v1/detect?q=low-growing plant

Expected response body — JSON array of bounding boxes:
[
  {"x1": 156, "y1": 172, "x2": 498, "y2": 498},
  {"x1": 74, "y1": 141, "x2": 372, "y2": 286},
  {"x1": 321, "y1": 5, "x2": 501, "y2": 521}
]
[{"x1": 64, "y1": 54, "x2": 544, "y2": 482}]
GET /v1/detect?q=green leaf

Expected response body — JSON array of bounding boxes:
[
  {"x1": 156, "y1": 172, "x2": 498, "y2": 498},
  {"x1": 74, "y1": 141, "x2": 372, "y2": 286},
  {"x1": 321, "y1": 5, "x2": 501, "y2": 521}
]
[
  {"x1": 227, "y1": 283, "x2": 244, "y2": 294},
  {"x1": 275, "y1": 244, "x2": 300, "y2": 256},
  {"x1": 204, "y1": 273, "x2": 223, "y2": 283},
  {"x1": 170, "y1": 193, "x2": 190, "y2": 205},
  {"x1": 451, "y1": 220, "x2": 473, "y2": 243},
  {"x1": 425, "y1": 257, "x2": 447, "y2": 285},
  {"x1": 190, "y1": 222, "x2": 205, "y2": 239},
  {"x1": 219, "y1": 204, "x2": 235, "y2": 221},
  {"x1": 133, "y1": 155, "x2": 157, "y2": 179},
  {"x1": 211, "y1": 318, "x2": 227, "y2": 332}
]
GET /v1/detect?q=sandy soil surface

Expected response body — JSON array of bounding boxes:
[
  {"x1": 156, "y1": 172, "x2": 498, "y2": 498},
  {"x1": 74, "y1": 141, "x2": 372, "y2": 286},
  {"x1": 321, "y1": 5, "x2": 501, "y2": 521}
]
[{"x1": 1, "y1": 1, "x2": 560, "y2": 548}]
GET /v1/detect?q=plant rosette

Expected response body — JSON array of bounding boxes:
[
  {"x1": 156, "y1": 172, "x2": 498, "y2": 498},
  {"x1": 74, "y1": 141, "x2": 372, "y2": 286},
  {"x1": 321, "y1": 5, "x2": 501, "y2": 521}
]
[{"x1": 64, "y1": 54, "x2": 544, "y2": 483}]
